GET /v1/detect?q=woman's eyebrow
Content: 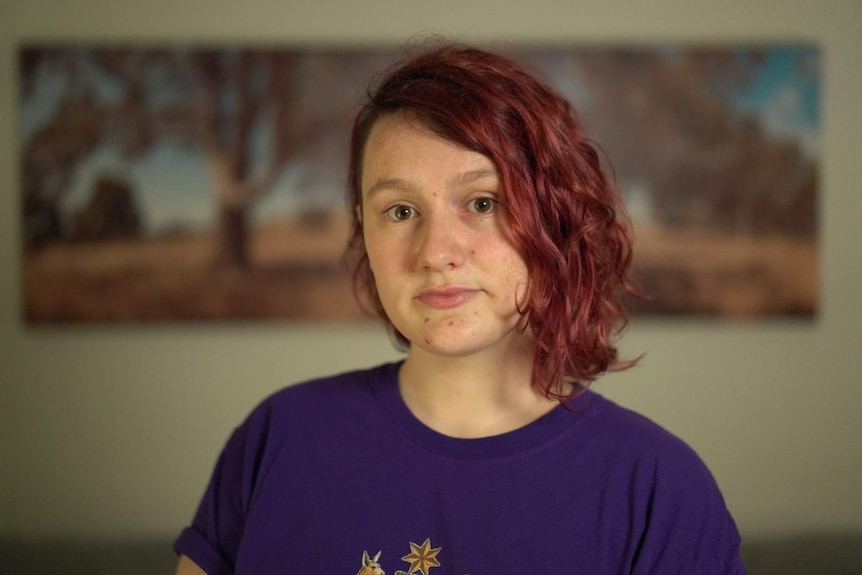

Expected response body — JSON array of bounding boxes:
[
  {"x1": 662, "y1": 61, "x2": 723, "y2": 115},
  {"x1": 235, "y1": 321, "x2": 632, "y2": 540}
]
[
  {"x1": 364, "y1": 177, "x2": 419, "y2": 200},
  {"x1": 364, "y1": 169, "x2": 499, "y2": 200},
  {"x1": 448, "y1": 168, "x2": 499, "y2": 188}
]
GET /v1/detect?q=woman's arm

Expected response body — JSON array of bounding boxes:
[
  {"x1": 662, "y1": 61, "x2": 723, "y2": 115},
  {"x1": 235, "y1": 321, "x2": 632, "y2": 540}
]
[{"x1": 175, "y1": 555, "x2": 208, "y2": 575}]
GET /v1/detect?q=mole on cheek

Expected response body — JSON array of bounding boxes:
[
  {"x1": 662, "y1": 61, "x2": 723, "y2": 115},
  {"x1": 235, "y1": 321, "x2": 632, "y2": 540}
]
[
  {"x1": 447, "y1": 320, "x2": 454, "y2": 326},
  {"x1": 424, "y1": 317, "x2": 430, "y2": 323}
]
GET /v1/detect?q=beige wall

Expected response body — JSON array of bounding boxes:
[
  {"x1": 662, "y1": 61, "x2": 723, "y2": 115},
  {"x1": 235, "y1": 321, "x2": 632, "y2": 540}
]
[{"x1": 1, "y1": 0, "x2": 860, "y2": 539}]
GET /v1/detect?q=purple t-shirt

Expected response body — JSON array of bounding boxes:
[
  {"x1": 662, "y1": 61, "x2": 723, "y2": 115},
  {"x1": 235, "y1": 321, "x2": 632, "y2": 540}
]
[{"x1": 174, "y1": 362, "x2": 747, "y2": 574}]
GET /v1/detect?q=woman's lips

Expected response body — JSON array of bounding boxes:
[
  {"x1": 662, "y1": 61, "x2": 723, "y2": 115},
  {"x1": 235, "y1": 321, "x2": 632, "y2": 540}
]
[{"x1": 416, "y1": 287, "x2": 480, "y2": 309}]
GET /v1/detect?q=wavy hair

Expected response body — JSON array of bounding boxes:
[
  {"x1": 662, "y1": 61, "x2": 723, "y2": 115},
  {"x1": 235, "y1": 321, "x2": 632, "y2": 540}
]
[{"x1": 345, "y1": 43, "x2": 636, "y2": 400}]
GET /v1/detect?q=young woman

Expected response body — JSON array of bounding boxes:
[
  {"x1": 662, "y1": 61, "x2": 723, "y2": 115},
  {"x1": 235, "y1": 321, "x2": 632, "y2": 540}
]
[{"x1": 174, "y1": 44, "x2": 747, "y2": 574}]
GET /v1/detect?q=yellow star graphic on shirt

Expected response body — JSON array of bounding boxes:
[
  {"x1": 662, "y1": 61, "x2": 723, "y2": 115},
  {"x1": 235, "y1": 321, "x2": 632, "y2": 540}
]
[{"x1": 400, "y1": 538, "x2": 441, "y2": 574}]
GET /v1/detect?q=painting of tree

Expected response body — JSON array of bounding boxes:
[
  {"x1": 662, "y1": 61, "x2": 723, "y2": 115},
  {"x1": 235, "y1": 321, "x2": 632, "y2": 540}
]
[{"x1": 18, "y1": 44, "x2": 818, "y2": 322}]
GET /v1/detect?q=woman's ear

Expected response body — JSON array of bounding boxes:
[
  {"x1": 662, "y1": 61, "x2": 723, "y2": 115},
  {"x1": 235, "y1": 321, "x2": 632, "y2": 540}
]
[{"x1": 355, "y1": 204, "x2": 363, "y2": 225}]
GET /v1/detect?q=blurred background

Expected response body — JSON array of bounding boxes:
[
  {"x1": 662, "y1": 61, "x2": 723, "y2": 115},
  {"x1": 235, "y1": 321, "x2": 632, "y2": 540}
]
[{"x1": 1, "y1": 0, "x2": 860, "y2": 573}]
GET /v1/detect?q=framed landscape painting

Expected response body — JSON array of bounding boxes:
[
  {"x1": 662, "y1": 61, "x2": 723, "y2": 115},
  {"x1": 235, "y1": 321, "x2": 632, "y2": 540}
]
[{"x1": 19, "y1": 43, "x2": 819, "y2": 323}]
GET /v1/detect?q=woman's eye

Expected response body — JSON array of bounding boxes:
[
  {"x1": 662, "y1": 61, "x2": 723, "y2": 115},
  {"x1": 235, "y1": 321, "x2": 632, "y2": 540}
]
[
  {"x1": 469, "y1": 197, "x2": 497, "y2": 214},
  {"x1": 385, "y1": 205, "x2": 417, "y2": 221}
]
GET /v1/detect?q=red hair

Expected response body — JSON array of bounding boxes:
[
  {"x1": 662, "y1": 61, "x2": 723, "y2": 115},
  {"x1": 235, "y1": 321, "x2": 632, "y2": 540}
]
[{"x1": 346, "y1": 43, "x2": 636, "y2": 400}]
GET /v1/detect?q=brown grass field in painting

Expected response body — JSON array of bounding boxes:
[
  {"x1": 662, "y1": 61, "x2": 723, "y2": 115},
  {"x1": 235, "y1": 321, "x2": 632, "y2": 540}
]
[
  {"x1": 23, "y1": 215, "x2": 368, "y2": 323},
  {"x1": 22, "y1": 219, "x2": 817, "y2": 323},
  {"x1": 628, "y1": 225, "x2": 817, "y2": 318}
]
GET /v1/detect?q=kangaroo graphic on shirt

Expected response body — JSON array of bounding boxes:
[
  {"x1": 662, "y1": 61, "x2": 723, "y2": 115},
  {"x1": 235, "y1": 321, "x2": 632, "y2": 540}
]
[{"x1": 357, "y1": 540, "x2": 468, "y2": 575}]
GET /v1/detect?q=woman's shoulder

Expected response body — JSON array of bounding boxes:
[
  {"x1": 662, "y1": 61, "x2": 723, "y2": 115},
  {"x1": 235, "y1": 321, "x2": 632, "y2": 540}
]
[
  {"x1": 580, "y1": 393, "x2": 744, "y2": 566},
  {"x1": 584, "y1": 390, "x2": 688, "y2": 441},
  {"x1": 237, "y1": 361, "x2": 400, "y2": 434},
  {"x1": 578, "y1": 391, "x2": 716, "y2": 478},
  {"x1": 268, "y1": 362, "x2": 395, "y2": 404}
]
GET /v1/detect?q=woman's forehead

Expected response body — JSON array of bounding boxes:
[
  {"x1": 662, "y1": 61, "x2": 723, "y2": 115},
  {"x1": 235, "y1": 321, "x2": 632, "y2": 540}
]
[
  {"x1": 363, "y1": 114, "x2": 496, "y2": 173},
  {"x1": 361, "y1": 128, "x2": 499, "y2": 200}
]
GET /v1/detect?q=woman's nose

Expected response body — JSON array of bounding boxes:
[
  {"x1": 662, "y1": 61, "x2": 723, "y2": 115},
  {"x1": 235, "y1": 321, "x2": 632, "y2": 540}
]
[{"x1": 416, "y1": 212, "x2": 466, "y2": 271}]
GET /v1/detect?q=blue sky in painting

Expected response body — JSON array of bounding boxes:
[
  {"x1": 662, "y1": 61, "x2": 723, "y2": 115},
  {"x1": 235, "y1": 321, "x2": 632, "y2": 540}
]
[
  {"x1": 20, "y1": 45, "x2": 820, "y2": 236},
  {"x1": 727, "y1": 45, "x2": 819, "y2": 156}
]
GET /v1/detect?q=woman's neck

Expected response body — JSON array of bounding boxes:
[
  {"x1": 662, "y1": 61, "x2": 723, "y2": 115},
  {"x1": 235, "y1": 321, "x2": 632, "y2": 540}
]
[{"x1": 398, "y1": 339, "x2": 559, "y2": 439}]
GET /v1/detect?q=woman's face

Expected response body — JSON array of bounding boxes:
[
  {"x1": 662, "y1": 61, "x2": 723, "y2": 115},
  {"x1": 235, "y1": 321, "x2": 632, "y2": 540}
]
[{"x1": 360, "y1": 114, "x2": 532, "y2": 359}]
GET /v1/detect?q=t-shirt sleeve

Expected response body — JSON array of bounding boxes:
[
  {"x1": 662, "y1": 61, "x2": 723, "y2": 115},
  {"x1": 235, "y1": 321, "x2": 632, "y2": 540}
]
[
  {"x1": 629, "y1": 438, "x2": 748, "y2": 575},
  {"x1": 173, "y1": 405, "x2": 271, "y2": 575}
]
